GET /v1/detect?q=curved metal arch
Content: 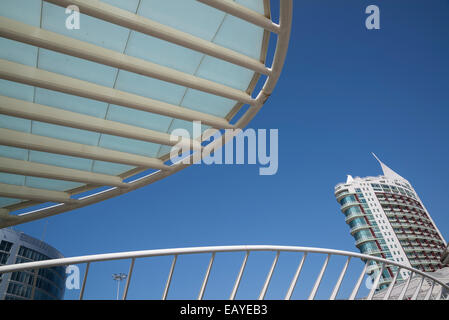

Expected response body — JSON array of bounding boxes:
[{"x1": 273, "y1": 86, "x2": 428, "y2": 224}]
[
  {"x1": 0, "y1": 244, "x2": 447, "y2": 300},
  {"x1": 0, "y1": 0, "x2": 293, "y2": 227}
]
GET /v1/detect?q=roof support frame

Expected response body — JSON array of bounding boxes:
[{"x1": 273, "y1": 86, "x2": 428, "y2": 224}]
[
  {"x1": 0, "y1": 95, "x2": 201, "y2": 151},
  {"x1": 0, "y1": 0, "x2": 293, "y2": 228},
  {"x1": 197, "y1": 0, "x2": 280, "y2": 34},
  {"x1": 0, "y1": 128, "x2": 170, "y2": 171},
  {"x1": 0, "y1": 59, "x2": 233, "y2": 129},
  {"x1": 0, "y1": 17, "x2": 255, "y2": 106},
  {"x1": 0, "y1": 156, "x2": 128, "y2": 188},
  {"x1": 0, "y1": 182, "x2": 76, "y2": 204},
  {"x1": 43, "y1": 0, "x2": 270, "y2": 75}
]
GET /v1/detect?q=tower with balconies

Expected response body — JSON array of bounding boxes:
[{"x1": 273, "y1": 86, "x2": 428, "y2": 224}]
[{"x1": 334, "y1": 154, "x2": 446, "y2": 289}]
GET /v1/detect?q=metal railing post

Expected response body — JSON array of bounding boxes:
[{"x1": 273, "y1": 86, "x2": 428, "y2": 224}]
[
  {"x1": 308, "y1": 254, "x2": 331, "y2": 300},
  {"x1": 30, "y1": 268, "x2": 39, "y2": 299},
  {"x1": 162, "y1": 255, "x2": 177, "y2": 300},
  {"x1": 122, "y1": 258, "x2": 135, "y2": 300},
  {"x1": 285, "y1": 252, "x2": 307, "y2": 300},
  {"x1": 398, "y1": 272, "x2": 414, "y2": 300},
  {"x1": 259, "y1": 251, "x2": 280, "y2": 300},
  {"x1": 230, "y1": 251, "x2": 249, "y2": 300},
  {"x1": 383, "y1": 268, "x2": 400, "y2": 300},
  {"x1": 198, "y1": 253, "x2": 215, "y2": 300},
  {"x1": 79, "y1": 262, "x2": 90, "y2": 300},
  {"x1": 330, "y1": 256, "x2": 351, "y2": 300},
  {"x1": 367, "y1": 263, "x2": 385, "y2": 300},
  {"x1": 349, "y1": 262, "x2": 369, "y2": 300}
]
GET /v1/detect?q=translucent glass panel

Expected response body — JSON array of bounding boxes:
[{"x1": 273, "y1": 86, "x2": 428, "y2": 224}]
[{"x1": 0, "y1": 0, "x2": 267, "y2": 210}]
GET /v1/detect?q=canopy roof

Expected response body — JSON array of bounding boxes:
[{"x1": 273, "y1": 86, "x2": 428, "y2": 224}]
[{"x1": 0, "y1": 0, "x2": 292, "y2": 227}]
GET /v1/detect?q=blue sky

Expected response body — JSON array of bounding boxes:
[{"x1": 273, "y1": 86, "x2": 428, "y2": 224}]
[{"x1": 13, "y1": 0, "x2": 449, "y2": 300}]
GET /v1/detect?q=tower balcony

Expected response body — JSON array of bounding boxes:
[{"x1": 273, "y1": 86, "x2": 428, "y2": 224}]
[
  {"x1": 350, "y1": 224, "x2": 372, "y2": 235},
  {"x1": 355, "y1": 236, "x2": 380, "y2": 247},
  {"x1": 362, "y1": 248, "x2": 385, "y2": 256},
  {"x1": 340, "y1": 201, "x2": 361, "y2": 212},
  {"x1": 335, "y1": 190, "x2": 355, "y2": 202},
  {"x1": 345, "y1": 212, "x2": 366, "y2": 224}
]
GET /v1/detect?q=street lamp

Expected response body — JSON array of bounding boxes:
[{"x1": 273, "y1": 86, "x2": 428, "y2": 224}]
[{"x1": 112, "y1": 273, "x2": 127, "y2": 300}]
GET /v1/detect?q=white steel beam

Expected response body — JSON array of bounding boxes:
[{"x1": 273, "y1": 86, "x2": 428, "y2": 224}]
[
  {"x1": 233, "y1": 0, "x2": 293, "y2": 130},
  {"x1": 0, "y1": 156, "x2": 128, "y2": 188},
  {"x1": 0, "y1": 59, "x2": 233, "y2": 129},
  {"x1": 255, "y1": 0, "x2": 292, "y2": 98},
  {"x1": 0, "y1": 182, "x2": 76, "y2": 204},
  {"x1": 197, "y1": 0, "x2": 280, "y2": 34},
  {"x1": 0, "y1": 95, "x2": 200, "y2": 151},
  {"x1": 0, "y1": 17, "x2": 255, "y2": 106},
  {"x1": 43, "y1": 0, "x2": 270, "y2": 75},
  {"x1": 0, "y1": 128, "x2": 170, "y2": 171},
  {"x1": 0, "y1": 208, "x2": 19, "y2": 223}
]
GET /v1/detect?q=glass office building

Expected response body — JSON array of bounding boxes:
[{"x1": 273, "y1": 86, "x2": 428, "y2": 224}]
[
  {"x1": 334, "y1": 154, "x2": 446, "y2": 289},
  {"x1": 0, "y1": 228, "x2": 66, "y2": 300}
]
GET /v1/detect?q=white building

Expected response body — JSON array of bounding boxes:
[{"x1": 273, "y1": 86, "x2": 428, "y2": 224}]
[{"x1": 335, "y1": 154, "x2": 446, "y2": 288}]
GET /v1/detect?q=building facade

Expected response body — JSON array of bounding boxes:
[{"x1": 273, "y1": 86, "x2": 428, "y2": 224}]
[
  {"x1": 0, "y1": 228, "x2": 66, "y2": 300},
  {"x1": 334, "y1": 154, "x2": 446, "y2": 288},
  {"x1": 441, "y1": 243, "x2": 449, "y2": 266}
]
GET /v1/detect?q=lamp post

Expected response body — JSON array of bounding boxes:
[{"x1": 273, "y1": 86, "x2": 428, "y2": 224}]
[{"x1": 112, "y1": 273, "x2": 127, "y2": 300}]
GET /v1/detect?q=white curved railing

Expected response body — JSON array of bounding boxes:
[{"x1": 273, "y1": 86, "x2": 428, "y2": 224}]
[{"x1": 0, "y1": 245, "x2": 447, "y2": 300}]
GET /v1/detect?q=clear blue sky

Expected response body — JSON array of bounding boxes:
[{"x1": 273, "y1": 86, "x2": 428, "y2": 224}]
[{"x1": 14, "y1": 0, "x2": 449, "y2": 300}]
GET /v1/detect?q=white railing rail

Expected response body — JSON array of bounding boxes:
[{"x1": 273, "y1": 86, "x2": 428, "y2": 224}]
[{"x1": 0, "y1": 245, "x2": 447, "y2": 300}]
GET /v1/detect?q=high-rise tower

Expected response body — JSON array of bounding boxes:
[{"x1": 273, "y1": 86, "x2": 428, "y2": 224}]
[{"x1": 334, "y1": 154, "x2": 446, "y2": 288}]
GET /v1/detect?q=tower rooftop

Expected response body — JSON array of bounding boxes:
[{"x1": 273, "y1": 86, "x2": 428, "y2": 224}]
[{"x1": 372, "y1": 153, "x2": 407, "y2": 181}]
